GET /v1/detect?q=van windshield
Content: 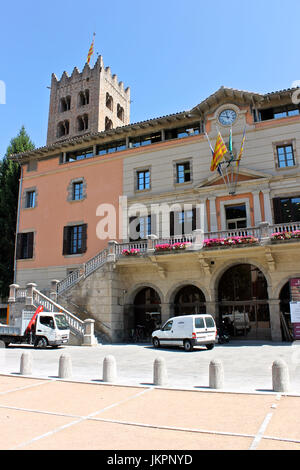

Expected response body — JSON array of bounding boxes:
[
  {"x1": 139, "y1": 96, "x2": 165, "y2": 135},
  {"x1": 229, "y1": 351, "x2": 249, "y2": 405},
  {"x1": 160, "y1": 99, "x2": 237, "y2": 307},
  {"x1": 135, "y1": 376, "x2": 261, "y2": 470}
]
[
  {"x1": 54, "y1": 314, "x2": 69, "y2": 330},
  {"x1": 205, "y1": 317, "x2": 215, "y2": 328}
]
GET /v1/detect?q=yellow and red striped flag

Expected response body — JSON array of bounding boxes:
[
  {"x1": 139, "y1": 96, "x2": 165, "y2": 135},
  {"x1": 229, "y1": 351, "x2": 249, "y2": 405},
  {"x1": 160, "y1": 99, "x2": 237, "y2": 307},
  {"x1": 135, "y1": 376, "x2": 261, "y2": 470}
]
[
  {"x1": 236, "y1": 128, "x2": 246, "y2": 166},
  {"x1": 87, "y1": 33, "x2": 96, "y2": 65},
  {"x1": 210, "y1": 132, "x2": 228, "y2": 172}
]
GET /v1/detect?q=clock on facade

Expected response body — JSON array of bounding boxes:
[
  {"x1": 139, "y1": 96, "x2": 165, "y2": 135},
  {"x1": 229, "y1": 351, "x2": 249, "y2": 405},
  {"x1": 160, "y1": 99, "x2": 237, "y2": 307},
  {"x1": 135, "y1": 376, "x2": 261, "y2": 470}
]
[{"x1": 218, "y1": 109, "x2": 237, "y2": 126}]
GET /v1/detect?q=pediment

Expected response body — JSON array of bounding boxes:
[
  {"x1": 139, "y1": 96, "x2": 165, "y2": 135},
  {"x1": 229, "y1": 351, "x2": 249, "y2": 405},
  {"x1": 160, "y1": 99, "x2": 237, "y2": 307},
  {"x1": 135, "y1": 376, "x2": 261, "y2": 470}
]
[
  {"x1": 191, "y1": 87, "x2": 263, "y2": 116},
  {"x1": 197, "y1": 167, "x2": 272, "y2": 189}
]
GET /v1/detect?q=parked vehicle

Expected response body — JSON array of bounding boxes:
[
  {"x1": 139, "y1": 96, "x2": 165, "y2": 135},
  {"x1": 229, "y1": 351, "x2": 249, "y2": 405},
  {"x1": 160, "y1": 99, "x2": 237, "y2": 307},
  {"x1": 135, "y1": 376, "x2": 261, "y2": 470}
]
[
  {"x1": 217, "y1": 321, "x2": 230, "y2": 344},
  {"x1": 0, "y1": 306, "x2": 70, "y2": 349},
  {"x1": 152, "y1": 314, "x2": 217, "y2": 352}
]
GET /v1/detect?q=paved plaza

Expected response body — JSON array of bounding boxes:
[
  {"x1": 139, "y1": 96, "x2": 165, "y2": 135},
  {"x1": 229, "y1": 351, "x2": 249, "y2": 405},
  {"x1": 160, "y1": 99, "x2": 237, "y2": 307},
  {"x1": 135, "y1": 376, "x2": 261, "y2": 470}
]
[{"x1": 0, "y1": 341, "x2": 300, "y2": 451}]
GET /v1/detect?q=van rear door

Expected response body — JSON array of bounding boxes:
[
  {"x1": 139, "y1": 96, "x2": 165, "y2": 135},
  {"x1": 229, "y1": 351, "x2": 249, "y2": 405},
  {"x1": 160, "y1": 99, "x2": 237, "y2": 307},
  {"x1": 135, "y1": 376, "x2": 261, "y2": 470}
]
[
  {"x1": 193, "y1": 316, "x2": 207, "y2": 341},
  {"x1": 204, "y1": 316, "x2": 216, "y2": 342}
]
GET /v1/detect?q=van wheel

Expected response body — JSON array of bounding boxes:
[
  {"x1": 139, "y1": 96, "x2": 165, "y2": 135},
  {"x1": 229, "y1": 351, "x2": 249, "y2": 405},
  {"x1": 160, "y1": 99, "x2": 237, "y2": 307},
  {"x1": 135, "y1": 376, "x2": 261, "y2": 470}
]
[
  {"x1": 152, "y1": 337, "x2": 160, "y2": 348},
  {"x1": 206, "y1": 344, "x2": 215, "y2": 350},
  {"x1": 183, "y1": 340, "x2": 193, "y2": 352}
]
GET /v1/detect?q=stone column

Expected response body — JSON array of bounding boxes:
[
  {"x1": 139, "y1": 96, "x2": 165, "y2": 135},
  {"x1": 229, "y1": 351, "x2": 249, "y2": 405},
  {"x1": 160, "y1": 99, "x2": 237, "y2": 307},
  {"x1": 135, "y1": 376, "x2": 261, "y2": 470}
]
[
  {"x1": 160, "y1": 302, "x2": 170, "y2": 326},
  {"x1": 25, "y1": 283, "x2": 37, "y2": 306},
  {"x1": 8, "y1": 284, "x2": 19, "y2": 303},
  {"x1": 206, "y1": 301, "x2": 219, "y2": 322},
  {"x1": 107, "y1": 240, "x2": 118, "y2": 262},
  {"x1": 262, "y1": 189, "x2": 273, "y2": 224},
  {"x1": 50, "y1": 280, "x2": 60, "y2": 302},
  {"x1": 269, "y1": 300, "x2": 282, "y2": 342},
  {"x1": 147, "y1": 234, "x2": 158, "y2": 253},
  {"x1": 253, "y1": 191, "x2": 262, "y2": 226},
  {"x1": 209, "y1": 197, "x2": 218, "y2": 232},
  {"x1": 83, "y1": 319, "x2": 98, "y2": 346},
  {"x1": 258, "y1": 222, "x2": 271, "y2": 245},
  {"x1": 192, "y1": 229, "x2": 204, "y2": 250}
]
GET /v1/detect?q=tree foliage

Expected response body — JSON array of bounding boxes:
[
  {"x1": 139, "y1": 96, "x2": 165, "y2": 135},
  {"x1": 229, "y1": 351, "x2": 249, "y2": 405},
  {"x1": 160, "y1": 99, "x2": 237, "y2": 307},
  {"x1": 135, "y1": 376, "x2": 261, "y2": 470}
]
[{"x1": 0, "y1": 126, "x2": 35, "y2": 298}]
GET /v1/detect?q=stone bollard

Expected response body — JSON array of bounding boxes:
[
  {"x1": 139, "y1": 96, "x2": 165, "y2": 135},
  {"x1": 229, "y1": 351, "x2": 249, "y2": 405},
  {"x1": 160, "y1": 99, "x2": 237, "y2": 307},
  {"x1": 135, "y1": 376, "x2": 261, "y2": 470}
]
[
  {"x1": 20, "y1": 352, "x2": 32, "y2": 375},
  {"x1": 58, "y1": 353, "x2": 72, "y2": 379},
  {"x1": 209, "y1": 359, "x2": 224, "y2": 389},
  {"x1": 153, "y1": 357, "x2": 168, "y2": 386},
  {"x1": 103, "y1": 355, "x2": 117, "y2": 383},
  {"x1": 272, "y1": 359, "x2": 289, "y2": 393}
]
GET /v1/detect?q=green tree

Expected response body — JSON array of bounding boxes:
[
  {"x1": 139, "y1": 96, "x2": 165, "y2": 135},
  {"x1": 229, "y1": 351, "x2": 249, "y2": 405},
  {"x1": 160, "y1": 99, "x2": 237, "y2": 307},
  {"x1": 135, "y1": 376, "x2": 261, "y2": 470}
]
[{"x1": 0, "y1": 126, "x2": 35, "y2": 298}]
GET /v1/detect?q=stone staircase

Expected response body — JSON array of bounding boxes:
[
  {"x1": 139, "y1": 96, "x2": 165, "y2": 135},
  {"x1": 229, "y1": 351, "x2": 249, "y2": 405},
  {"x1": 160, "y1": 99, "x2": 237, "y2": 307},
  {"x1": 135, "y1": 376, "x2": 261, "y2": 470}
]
[{"x1": 8, "y1": 283, "x2": 97, "y2": 346}]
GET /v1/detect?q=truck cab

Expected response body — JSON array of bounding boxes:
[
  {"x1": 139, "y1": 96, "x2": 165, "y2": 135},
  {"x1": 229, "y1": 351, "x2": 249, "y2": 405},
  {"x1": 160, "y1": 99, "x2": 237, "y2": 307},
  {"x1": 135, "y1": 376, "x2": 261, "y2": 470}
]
[{"x1": 33, "y1": 313, "x2": 70, "y2": 348}]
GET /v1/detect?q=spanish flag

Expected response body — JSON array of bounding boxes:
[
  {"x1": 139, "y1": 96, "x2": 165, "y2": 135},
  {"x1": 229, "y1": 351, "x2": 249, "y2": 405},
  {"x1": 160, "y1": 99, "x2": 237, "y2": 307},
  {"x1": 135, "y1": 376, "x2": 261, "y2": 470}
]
[
  {"x1": 87, "y1": 33, "x2": 96, "y2": 64},
  {"x1": 236, "y1": 128, "x2": 246, "y2": 167},
  {"x1": 210, "y1": 132, "x2": 228, "y2": 172}
]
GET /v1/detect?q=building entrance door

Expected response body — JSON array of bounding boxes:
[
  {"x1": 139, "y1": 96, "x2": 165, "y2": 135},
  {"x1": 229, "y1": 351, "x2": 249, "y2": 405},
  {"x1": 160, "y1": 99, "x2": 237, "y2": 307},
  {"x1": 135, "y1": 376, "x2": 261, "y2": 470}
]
[
  {"x1": 218, "y1": 264, "x2": 271, "y2": 340},
  {"x1": 219, "y1": 301, "x2": 271, "y2": 339}
]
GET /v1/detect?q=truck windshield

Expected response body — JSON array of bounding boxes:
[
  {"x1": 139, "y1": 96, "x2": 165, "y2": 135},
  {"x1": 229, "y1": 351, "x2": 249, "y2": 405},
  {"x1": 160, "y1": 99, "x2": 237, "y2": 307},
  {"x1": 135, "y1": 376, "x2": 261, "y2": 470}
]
[{"x1": 54, "y1": 314, "x2": 69, "y2": 330}]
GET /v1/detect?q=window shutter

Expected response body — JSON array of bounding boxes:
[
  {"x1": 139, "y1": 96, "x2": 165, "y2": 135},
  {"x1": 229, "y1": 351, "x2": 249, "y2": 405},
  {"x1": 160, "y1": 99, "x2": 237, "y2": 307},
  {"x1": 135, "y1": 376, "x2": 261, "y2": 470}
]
[
  {"x1": 63, "y1": 226, "x2": 70, "y2": 255},
  {"x1": 150, "y1": 214, "x2": 157, "y2": 237},
  {"x1": 27, "y1": 232, "x2": 34, "y2": 259},
  {"x1": 273, "y1": 198, "x2": 281, "y2": 224},
  {"x1": 16, "y1": 233, "x2": 22, "y2": 260},
  {"x1": 170, "y1": 212, "x2": 174, "y2": 237},
  {"x1": 81, "y1": 224, "x2": 87, "y2": 253},
  {"x1": 192, "y1": 207, "x2": 197, "y2": 231},
  {"x1": 129, "y1": 216, "x2": 138, "y2": 242}
]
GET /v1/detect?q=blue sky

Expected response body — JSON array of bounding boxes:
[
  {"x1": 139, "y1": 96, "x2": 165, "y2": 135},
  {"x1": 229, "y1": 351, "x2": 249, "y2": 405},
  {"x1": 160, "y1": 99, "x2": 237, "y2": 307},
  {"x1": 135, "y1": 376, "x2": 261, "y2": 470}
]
[{"x1": 0, "y1": 0, "x2": 300, "y2": 158}]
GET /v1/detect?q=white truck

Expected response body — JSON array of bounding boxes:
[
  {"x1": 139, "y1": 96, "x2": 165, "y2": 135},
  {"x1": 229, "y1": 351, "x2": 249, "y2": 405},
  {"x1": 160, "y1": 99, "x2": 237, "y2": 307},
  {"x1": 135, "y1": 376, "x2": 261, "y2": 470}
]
[{"x1": 0, "y1": 307, "x2": 70, "y2": 349}]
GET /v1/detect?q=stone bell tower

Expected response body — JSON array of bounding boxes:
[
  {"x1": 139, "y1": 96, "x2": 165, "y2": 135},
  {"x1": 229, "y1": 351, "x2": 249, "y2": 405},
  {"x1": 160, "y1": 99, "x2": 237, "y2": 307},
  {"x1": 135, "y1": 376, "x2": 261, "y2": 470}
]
[{"x1": 46, "y1": 55, "x2": 131, "y2": 146}]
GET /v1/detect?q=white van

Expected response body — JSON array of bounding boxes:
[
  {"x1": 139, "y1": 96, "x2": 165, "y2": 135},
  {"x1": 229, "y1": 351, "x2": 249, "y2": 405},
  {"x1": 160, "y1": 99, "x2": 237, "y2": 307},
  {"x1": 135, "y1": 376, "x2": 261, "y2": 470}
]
[{"x1": 151, "y1": 314, "x2": 217, "y2": 352}]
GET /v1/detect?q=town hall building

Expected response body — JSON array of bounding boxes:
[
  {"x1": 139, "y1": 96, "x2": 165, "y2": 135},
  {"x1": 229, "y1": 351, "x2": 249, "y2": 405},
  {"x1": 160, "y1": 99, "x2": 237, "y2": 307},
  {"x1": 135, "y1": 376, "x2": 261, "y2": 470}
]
[{"x1": 8, "y1": 55, "x2": 300, "y2": 343}]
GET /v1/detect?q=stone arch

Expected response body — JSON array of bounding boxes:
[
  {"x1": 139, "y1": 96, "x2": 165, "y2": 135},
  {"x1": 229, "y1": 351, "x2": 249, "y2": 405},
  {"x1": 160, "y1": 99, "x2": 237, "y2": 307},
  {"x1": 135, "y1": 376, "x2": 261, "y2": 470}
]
[
  {"x1": 273, "y1": 274, "x2": 300, "y2": 300},
  {"x1": 166, "y1": 281, "x2": 210, "y2": 305},
  {"x1": 126, "y1": 282, "x2": 165, "y2": 306},
  {"x1": 167, "y1": 282, "x2": 208, "y2": 317},
  {"x1": 210, "y1": 258, "x2": 272, "y2": 301}
]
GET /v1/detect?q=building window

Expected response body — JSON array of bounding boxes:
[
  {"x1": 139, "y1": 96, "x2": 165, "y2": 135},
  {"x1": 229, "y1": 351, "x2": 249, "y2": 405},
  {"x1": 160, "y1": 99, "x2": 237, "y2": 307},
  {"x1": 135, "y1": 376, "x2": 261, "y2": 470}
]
[
  {"x1": 26, "y1": 190, "x2": 36, "y2": 208},
  {"x1": 16, "y1": 232, "x2": 34, "y2": 260},
  {"x1": 63, "y1": 224, "x2": 87, "y2": 255},
  {"x1": 165, "y1": 123, "x2": 201, "y2": 140},
  {"x1": 259, "y1": 105, "x2": 300, "y2": 121},
  {"x1": 78, "y1": 90, "x2": 89, "y2": 107},
  {"x1": 176, "y1": 162, "x2": 191, "y2": 184},
  {"x1": 136, "y1": 170, "x2": 150, "y2": 191},
  {"x1": 73, "y1": 182, "x2": 83, "y2": 200},
  {"x1": 77, "y1": 114, "x2": 88, "y2": 131},
  {"x1": 225, "y1": 204, "x2": 247, "y2": 229},
  {"x1": 117, "y1": 104, "x2": 124, "y2": 121},
  {"x1": 57, "y1": 120, "x2": 69, "y2": 138},
  {"x1": 96, "y1": 139, "x2": 126, "y2": 156},
  {"x1": 106, "y1": 93, "x2": 113, "y2": 111},
  {"x1": 105, "y1": 117, "x2": 113, "y2": 130},
  {"x1": 59, "y1": 96, "x2": 71, "y2": 112},
  {"x1": 65, "y1": 147, "x2": 93, "y2": 163},
  {"x1": 170, "y1": 209, "x2": 196, "y2": 236},
  {"x1": 276, "y1": 144, "x2": 295, "y2": 168},
  {"x1": 273, "y1": 197, "x2": 300, "y2": 224},
  {"x1": 129, "y1": 215, "x2": 152, "y2": 241},
  {"x1": 129, "y1": 132, "x2": 161, "y2": 148}
]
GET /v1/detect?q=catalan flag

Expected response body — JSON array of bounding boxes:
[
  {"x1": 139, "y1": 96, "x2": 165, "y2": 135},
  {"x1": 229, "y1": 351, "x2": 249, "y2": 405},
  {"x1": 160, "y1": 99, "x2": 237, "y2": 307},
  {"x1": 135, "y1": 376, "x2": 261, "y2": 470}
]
[
  {"x1": 236, "y1": 128, "x2": 246, "y2": 166},
  {"x1": 87, "y1": 33, "x2": 96, "y2": 64},
  {"x1": 210, "y1": 132, "x2": 228, "y2": 172}
]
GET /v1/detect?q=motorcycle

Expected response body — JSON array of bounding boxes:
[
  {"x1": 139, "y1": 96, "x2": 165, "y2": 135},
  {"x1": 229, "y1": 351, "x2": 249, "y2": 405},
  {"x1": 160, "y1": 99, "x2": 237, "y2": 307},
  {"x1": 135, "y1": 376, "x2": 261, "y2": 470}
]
[{"x1": 217, "y1": 322, "x2": 230, "y2": 344}]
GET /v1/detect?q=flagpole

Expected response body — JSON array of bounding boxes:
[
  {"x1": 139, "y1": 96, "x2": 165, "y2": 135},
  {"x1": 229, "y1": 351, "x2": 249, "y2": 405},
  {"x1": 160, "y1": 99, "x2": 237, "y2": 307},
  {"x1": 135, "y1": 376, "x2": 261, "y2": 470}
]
[
  {"x1": 233, "y1": 127, "x2": 246, "y2": 190},
  {"x1": 206, "y1": 128, "x2": 228, "y2": 188}
]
